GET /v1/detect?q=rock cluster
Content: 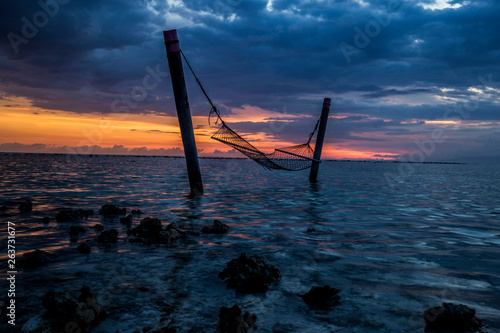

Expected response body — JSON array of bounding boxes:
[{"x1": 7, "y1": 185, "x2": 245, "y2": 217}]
[
  {"x1": 218, "y1": 253, "x2": 281, "y2": 292},
  {"x1": 56, "y1": 209, "x2": 93, "y2": 222},
  {"x1": 20, "y1": 249, "x2": 53, "y2": 268},
  {"x1": 42, "y1": 286, "x2": 106, "y2": 331},
  {"x1": 130, "y1": 217, "x2": 162, "y2": 237},
  {"x1": 128, "y1": 217, "x2": 181, "y2": 244},
  {"x1": 217, "y1": 304, "x2": 257, "y2": 333},
  {"x1": 202, "y1": 220, "x2": 230, "y2": 234},
  {"x1": 424, "y1": 303, "x2": 484, "y2": 332},
  {"x1": 301, "y1": 285, "x2": 341, "y2": 307},
  {"x1": 98, "y1": 204, "x2": 126, "y2": 215}
]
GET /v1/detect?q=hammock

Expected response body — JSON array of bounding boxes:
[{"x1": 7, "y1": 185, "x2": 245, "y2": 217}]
[{"x1": 181, "y1": 50, "x2": 321, "y2": 171}]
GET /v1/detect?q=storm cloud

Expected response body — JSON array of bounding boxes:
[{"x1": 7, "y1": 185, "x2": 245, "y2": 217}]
[{"x1": 1, "y1": 0, "x2": 499, "y2": 161}]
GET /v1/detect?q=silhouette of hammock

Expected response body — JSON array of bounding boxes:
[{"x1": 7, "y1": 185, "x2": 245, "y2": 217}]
[{"x1": 181, "y1": 50, "x2": 321, "y2": 171}]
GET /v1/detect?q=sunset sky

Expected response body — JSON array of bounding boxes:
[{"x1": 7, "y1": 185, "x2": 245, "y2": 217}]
[{"x1": 1, "y1": 0, "x2": 499, "y2": 162}]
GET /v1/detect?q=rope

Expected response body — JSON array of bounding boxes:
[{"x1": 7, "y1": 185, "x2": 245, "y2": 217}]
[
  {"x1": 180, "y1": 49, "x2": 224, "y2": 126},
  {"x1": 307, "y1": 118, "x2": 320, "y2": 144}
]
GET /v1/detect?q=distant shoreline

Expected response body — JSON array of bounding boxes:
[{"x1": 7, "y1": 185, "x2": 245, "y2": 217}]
[{"x1": 0, "y1": 152, "x2": 468, "y2": 164}]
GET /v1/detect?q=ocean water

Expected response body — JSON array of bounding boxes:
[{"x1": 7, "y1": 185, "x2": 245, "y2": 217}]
[{"x1": 0, "y1": 154, "x2": 499, "y2": 332}]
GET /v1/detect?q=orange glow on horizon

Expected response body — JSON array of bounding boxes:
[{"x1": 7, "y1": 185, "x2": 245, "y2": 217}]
[{"x1": 1, "y1": 97, "x2": 397, "y2": 160}]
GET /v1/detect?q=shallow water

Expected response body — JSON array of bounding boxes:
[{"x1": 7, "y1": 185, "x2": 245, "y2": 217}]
[{"x1": 0, "y1": 154, "x2": 499, "y2": 332}]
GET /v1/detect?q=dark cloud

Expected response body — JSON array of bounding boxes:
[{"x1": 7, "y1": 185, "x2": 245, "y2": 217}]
[{"x1": 0, "y1": 0, "x2": 499, "y2": 161}]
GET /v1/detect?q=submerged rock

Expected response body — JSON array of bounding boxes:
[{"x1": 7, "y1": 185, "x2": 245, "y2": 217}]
[
  {"x1": 202, "y1": 220, "x2": 230, "y2": 234},
  {"x1": 131, "y1": 209, "x2": 142, "y2": 214},
  {"x1": 120, "y1": 214, "x2": 133, "y2": 226},
  {"x1": 217, "y1": 304, "x2": 257, "y2": 333},
  {"x1": 19, "y1": 200, "x2": 33, "y2": 212},
  {"x1": 93, "y1": 224, "x2": 104, "y2": 231},
  {"x1": 424, "y1": 303, "x2": 483, "y2": 332},
  {"x1": 97, "y1": 229, "x2": 118, "y2": 244},
  {"x1": 56, "y1": 208, "x2": 93, "y2": 222},
  {"x1": 69, "y1": 225, "x2": 86, "y2": 237},
  {"x1": 41, "y1": 286, "x2": 106, "y2": 331},
  {"x1": 218, "y1": 253, "x2": 281, "y2": 292},
  {"x1": 301, "y1": 285, "x2": 341, "y2": 307},
  {"x1": 20, "y1": 249, "x2": 53, "y2": 268},
  {"x1": 98, "y1": 204, "x2": 126, "y2": 216},
  {"x1": 41, "y1": 216, "x2": 50, "y2": 224},
  {"x1": 77, "y1": 242, "x2": 91, "y2": 254}
]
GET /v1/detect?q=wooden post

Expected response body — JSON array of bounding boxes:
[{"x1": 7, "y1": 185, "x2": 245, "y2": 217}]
[
  {"x1": 309, "y1": 98, "x2": 331, "y2": 181},
  {"x1": 163, "y1": 29, "x2": 203, "y2": 194}
]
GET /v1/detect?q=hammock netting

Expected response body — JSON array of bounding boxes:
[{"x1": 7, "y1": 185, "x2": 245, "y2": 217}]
[
  {"x1": 179, "y1": 49, "x2": 321, "y2": 171},
  {"x1": 212, "y1": 123, "x2": 319, "y2": 171}
]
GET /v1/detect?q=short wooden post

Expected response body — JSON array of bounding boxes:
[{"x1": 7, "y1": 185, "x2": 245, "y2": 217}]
[
  {"x1": 309, "y1": 98, "x2": 331, "y2": 181},
  {"x1": 163, "y1": 29, "x2": 203, "y2": 194}
]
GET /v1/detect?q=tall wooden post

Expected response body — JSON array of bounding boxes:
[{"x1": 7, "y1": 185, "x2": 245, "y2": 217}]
[
  {"x1": 163, "y1": 29, "x2": 203, "y2": 194},
  {"x1": 309, "y1": 98, "x2": 331, "y2": 181}
]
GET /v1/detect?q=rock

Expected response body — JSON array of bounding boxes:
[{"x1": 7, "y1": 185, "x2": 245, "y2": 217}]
[
  {"x1": 0, "y1": 206, "x2": 9, "y2": 211},
  {"x1": 306, "y1": 227, "x2": 317, "y2": 232},
  {"x1": 131, "y1": 209, "x2": 142, "y2": 214},
  {"x1": 20, "y1": 249, "x2": 53, "y2": 268},
  {"x1": 77, "y1": 242, "x2": 91, "y2": 254},
  {"x1": 131, "y1": 217, "x2": 162, "y2": 238},
  {"x1": 42, "y1": 286, "x2": 106, "y2": 331},
  {"x1": 190, "y1": 231, "x2": 201, "y2": 236},
  {"x1": 128, "y1": 219, "x2": 183, "y2": 244},
  {"x1": 120, "y1": 214, "x2": 133, "y2": 226},
  {"x1": 202, "y1": 220, "x2": 230, "y2": 234},
  {"x1": 158, "y1": 229, "x2": 180, "y2": 243},
  {"x1": 93, "y1": 224, "x2": 104, "y2": 231},
  {"x1": 43, "y1": 290, "x2": 79, "y2": 317},
  {"x1": 98, "y1": 204, "x2": 126, "y2": 216},
  {"x1": 424, "y1": 303, "x2": 483, "y2": 332},
  {"x1": 56, "y1": 208, "x2": 93, "y2": 222},
  {"x1": 218, "y1": 253, "x2": 281, "y2": 292},
  {"x1": 78, "y1": 286, "x2": 106, "y2": 321},
  {"x1": 41, "y1": 216, "x2": 50, "y2": 224},
  {"x1": 301, "y1": 285, "x2": 341, "y2": 307},
  {"x1": 139, "y1": 286, "x2": 150, "y2": 292},
  {"x1": 97, "y1": 229, "x2": 118, "y2": 244},
  {"x1": 69, "y1": 225, "x2": 86, "y2": 237},
  {"x1": 166, "y1": 222, "x2": 179, "y2": 231},
  {"x1": 19, "y1": 200, "x2": 33, "y2": 212},
  {"x1": 217, "y1": 304, "x2": 257, "y2": 333},
  {"x1": 21, "y1": 315, "x2": 51, "y2": 333}
]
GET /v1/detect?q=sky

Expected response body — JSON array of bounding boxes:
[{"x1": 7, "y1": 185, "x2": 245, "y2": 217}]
[{"x1": 1, "y1": 0, "x2": 499, "y2": 162}]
